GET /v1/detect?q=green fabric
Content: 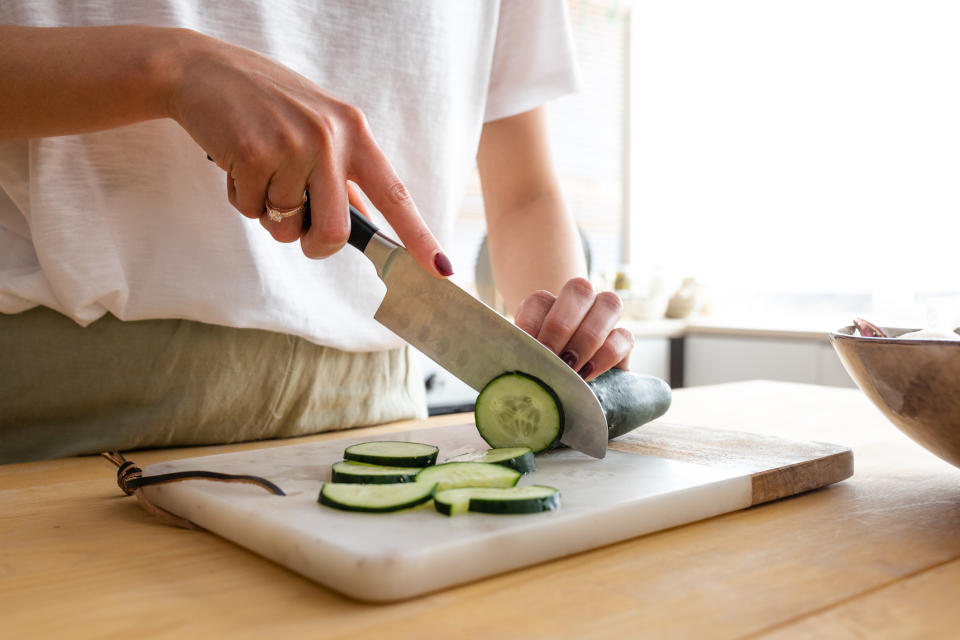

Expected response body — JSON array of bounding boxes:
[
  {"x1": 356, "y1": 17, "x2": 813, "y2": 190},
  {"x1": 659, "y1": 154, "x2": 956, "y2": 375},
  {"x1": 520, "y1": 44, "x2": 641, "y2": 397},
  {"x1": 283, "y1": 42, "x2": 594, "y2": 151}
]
[{"x1": 0, "y1": 307, "x2": 426, "y2": 464}]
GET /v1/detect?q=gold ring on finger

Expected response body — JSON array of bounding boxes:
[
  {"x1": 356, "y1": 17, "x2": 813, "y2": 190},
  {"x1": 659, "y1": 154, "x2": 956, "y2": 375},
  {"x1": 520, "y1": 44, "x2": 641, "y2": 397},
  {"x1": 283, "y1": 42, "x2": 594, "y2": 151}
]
[{"x1": 265, "y1": 195, "x2": 307, "y2": 222}]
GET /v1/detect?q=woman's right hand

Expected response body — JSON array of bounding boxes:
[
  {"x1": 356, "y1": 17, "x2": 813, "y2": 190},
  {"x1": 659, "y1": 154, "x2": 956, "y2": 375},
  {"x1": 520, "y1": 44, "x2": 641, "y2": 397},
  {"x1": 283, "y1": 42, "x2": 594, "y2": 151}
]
[{"x1": 169, "y1": 31, "x2": 452, "y2": 276}]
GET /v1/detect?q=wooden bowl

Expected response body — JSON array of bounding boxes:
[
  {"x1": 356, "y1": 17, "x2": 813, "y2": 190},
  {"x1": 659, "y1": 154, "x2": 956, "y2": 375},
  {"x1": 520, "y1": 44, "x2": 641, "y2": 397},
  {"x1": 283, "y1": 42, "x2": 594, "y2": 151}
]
[{"x1": 829, "y1": 326, "x2": 960, "y2": 468}]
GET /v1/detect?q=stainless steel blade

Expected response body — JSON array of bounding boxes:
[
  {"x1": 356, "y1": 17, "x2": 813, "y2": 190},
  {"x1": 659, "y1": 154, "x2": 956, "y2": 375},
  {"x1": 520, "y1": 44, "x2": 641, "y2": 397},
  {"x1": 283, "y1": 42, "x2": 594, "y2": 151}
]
[{"x1": 367, "y1": 244, "x2": 608, "y2": 458}]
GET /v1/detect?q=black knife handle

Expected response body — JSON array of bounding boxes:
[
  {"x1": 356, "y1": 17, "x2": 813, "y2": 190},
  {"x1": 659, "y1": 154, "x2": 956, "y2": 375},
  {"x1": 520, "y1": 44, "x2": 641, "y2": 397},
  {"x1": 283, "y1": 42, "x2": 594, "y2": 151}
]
[{"x1": 302, "y1": 191, "x2": 378, "y2": 252}]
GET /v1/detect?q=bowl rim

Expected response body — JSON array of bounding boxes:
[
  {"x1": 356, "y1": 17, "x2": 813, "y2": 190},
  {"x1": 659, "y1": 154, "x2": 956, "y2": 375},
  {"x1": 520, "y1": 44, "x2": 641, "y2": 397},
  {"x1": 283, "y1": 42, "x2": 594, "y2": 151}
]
[{"x1": 830, "y1": 325, "x2": 960, "y2": 345}]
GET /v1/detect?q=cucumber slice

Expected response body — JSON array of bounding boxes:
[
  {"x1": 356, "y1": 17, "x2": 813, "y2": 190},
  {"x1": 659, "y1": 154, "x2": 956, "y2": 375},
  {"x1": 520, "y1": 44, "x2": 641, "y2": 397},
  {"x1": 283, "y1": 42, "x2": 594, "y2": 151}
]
[
  {"x1": 434, "y1": 485, "x2": 561, "y2": 516},
  {"x1": 318, "y1": 482, "x2": 437, "y2": 513},
  {"x1": 415, "y1": 461, "x2": 521, "y2": 491},
  {"x1": 331, "y1": 460, "x2": 422, "y2": 484},
  {"x1": 475, "y1": 372, "x2": 564, "y2": 453},
  {"x1": 343, "y1": 441, "x2": 439, "y2": 468},
  {"x1": 445, "y1": 447, "x2": 536, "y2": 474}
]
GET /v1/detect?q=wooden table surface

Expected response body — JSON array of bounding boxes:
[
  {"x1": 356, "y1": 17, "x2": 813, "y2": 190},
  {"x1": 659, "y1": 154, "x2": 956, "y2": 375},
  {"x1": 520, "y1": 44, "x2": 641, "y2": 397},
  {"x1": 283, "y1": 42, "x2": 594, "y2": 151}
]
[{"x1": 3, "y1": 381, "x2": 959, "y2": 639}]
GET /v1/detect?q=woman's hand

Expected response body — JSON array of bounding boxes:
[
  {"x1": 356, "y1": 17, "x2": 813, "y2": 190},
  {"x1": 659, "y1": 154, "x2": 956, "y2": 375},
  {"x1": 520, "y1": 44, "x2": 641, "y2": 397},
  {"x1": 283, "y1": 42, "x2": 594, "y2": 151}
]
[
  {"x1": 171, "y1": 31, "x2": 451, "y2": 276},
  {"x1": 513, "y1": 278, "x2": 634, "y2": 381},
  {"x1": 0, "y1": 26, "x2": 450, "y2": 276}
]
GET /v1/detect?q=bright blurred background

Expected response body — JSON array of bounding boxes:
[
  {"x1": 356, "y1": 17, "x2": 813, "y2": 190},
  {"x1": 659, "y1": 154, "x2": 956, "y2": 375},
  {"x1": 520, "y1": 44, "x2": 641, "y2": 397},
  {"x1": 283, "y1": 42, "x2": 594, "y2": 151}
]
[
  {"x1": 454, "y1": 0, "x2": 960, "y2": 328},
  {"x1": 425, "y1": 0, "x2": 960, "y2": 409}
]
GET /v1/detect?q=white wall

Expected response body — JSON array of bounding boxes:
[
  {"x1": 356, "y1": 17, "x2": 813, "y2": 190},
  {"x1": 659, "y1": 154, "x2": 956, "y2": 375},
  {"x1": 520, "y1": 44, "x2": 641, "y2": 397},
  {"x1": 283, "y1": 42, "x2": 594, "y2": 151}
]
[{"x1": 684, "y1": 335, "x2": 855, "y2": 388}]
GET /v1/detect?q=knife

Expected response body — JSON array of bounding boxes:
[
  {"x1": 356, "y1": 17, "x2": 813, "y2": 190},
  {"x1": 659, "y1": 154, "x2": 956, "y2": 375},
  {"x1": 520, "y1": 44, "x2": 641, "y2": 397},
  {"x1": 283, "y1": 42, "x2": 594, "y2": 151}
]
[
  {"x1": 205, "y1": 147, "x2": 612, "y2": 458},
  {"x1": 326, "y1": 202, "x2": 609, "y2": 459}
]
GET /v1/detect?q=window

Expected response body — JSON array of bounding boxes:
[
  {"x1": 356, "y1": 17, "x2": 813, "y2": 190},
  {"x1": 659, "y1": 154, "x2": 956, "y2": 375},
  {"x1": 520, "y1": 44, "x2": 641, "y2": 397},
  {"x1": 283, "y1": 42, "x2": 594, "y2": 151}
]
[{"x1": 630, "y1": 0, "x2": 960, "y2": 325}]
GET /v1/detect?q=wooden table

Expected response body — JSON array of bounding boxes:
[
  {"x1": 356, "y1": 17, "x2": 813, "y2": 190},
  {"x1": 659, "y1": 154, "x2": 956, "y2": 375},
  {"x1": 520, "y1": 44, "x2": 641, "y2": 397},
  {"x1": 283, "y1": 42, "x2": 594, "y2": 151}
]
[{"x1": 3, "y1": 381, "x2": 959, "y2": 639}]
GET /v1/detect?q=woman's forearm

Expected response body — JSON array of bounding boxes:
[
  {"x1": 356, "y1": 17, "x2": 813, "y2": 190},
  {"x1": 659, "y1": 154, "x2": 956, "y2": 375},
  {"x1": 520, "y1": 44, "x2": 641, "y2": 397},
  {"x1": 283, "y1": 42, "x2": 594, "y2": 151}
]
[
  {"x1": 485, "y1": 191, "x2": 586, "y2": 314},
  {"x1": 0, "y1": 25, "x2": 187, "y2": 140},
  {"x1": 478, "y1": 107, "x2": 587, "y2": 314}
]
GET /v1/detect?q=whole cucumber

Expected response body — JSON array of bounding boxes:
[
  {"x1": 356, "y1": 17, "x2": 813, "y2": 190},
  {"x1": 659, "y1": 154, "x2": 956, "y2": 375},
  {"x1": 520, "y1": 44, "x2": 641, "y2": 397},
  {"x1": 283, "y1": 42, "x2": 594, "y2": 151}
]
[{"x1": 588, "y1": 369, "x2": 672, "y2": 440}]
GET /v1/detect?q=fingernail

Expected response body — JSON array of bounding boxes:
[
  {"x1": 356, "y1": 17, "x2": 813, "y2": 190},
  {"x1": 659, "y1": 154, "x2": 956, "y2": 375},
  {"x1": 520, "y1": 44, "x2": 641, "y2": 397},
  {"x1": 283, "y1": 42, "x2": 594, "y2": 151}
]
[
  {"x1": 433, "y1": 252, "x2": 454, "y2": 277},
  {"x1": 560, "y1": 351, "x2": 578, "y2": 369},
  {"x1": 578, "y1": 362, "x2": 595, "y2": 380}
]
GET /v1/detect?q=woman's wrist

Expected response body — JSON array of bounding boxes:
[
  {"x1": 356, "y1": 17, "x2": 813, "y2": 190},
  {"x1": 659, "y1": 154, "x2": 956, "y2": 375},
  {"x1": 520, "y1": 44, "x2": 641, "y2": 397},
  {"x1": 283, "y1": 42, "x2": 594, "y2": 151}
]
[{"x1": 143, "y1": 27, "x2": 205, "y2": 122}]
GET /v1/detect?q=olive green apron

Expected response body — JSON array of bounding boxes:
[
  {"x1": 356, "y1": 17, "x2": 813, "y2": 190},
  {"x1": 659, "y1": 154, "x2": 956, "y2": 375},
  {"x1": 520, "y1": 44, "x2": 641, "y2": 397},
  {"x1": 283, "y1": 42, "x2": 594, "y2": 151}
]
[{"x1": 0, "y1": 307, "x2": 426, "y2": 464}]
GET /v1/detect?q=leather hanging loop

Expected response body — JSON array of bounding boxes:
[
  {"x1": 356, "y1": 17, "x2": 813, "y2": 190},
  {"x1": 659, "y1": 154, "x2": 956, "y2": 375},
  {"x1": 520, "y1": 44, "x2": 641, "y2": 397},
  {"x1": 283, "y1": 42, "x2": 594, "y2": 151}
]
[{"x1": 101, "y1": 451, "x2": 286, "y2": 530}]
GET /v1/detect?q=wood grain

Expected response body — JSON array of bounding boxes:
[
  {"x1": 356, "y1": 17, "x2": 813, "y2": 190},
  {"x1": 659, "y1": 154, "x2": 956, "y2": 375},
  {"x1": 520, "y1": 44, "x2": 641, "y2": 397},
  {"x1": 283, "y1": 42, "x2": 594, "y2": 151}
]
[
  {"x1": 754, "y1": 558, "x2": 960, "y2": 639},
  {"x1": 609, "y1": 423, "x2": 853, "y2": 504},
  {"x1": 2, "y1": 382, "x2": 959, "y2": 640}
]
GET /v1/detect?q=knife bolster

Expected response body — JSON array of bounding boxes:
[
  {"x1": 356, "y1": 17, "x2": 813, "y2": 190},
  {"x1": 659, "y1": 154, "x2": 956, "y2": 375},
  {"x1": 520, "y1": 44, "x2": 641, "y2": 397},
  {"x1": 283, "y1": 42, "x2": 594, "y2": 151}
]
[{"x1": 364, "y1": 233, "x2": 403, "y2": 279}]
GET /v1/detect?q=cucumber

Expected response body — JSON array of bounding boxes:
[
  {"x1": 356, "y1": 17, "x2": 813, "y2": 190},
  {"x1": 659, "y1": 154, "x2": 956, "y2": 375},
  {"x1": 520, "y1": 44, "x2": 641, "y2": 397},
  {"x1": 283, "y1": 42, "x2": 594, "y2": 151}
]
[
  {"x1": 433, "y1": 485, "x2": 561, "y2": 516},
  {"x1": 587, "y1": 369, "x2": 672, "y2": 440},
  {"x1": 445, "y1": 447, "x2": 536, "y2": 474},
  {"x1": 474, "y1": 369, "x2": 671, "y2": 452},
  {"x1": 331, "y1": 460, "x2": 422, "y2": 484},
  {"x1": 343, "y1": 441, "x2": 438, "y2": 467},
  {"x1": 474, "y1": 372, "x2": 563, "y2": 452},
  {"x1": 318, "y1": 482, "x2": 437, "y2": 513},
  {"x1": 415, "y1": 461, "x2": 521, "y2": 491}
]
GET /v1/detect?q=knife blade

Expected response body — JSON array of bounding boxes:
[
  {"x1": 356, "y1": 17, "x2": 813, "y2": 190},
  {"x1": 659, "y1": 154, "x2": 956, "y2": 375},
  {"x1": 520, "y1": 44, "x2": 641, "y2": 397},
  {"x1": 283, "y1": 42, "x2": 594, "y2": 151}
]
[{"x1": 340, "y1": 205, "x2": 608, "y2": 459}]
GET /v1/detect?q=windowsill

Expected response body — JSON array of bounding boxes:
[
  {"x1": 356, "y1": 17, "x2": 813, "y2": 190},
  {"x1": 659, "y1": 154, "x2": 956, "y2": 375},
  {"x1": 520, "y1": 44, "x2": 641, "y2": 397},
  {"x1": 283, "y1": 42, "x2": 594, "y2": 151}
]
[{"x1": 623, "y1": 315, "x2": 855, "y2": 342}]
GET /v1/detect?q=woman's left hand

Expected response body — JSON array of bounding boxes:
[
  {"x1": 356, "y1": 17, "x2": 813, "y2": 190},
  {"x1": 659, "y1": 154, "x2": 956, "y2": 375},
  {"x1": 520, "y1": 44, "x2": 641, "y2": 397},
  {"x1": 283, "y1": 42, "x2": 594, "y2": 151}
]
[{"x1": 513, "y1": 277, "x2": 634, "y2": 381}]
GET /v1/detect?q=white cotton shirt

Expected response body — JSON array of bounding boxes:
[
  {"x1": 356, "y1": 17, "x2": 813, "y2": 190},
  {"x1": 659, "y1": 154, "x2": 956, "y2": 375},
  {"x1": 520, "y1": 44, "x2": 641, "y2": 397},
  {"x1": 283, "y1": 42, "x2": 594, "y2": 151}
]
[{"x1": 0, "y1": 0, "x2": 579, "y2": 351}]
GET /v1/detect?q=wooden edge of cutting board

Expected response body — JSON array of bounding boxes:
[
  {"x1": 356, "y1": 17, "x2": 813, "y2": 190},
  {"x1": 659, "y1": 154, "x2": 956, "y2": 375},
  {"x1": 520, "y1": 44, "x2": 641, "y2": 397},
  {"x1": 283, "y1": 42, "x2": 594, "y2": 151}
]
[{"x1": 608, "y1": 422, "x2": 854, "y2": 506}]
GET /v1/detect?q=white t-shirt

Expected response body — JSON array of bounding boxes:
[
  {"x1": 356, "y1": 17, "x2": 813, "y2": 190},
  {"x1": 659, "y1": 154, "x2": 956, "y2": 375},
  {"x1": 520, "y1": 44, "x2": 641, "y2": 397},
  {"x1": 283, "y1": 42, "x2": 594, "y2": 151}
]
[{"x1": 0, "y1": 1, "x2": 579, "y2": 351}]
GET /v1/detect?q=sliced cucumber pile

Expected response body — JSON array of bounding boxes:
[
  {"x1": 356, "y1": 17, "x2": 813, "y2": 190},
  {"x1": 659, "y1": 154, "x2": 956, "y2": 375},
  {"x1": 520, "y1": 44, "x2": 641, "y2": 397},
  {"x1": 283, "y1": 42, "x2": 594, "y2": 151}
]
[
  {"x1": 474, "y1": 372, "x2": 564, "y2": 453},
  {"x1": 343, "y1": 441, "x2": 438, "y2": 467},
  {"x1": 415, "y1": 461, "x2": 520, "y2": 491},
  {"x1": 319, "y1": 439, "x2": 559, "y2": 516},
  {"x1": 445, "y1": 447, "x2": 536, "y2": 474},
  {"x1": 434, "y1": 485, "x2": 560, "y2": 516},
  {"x1": 331, "y1": 460, "x2": 422, "y2": 484},
  {"x1": 319, "y1": 482, "x2": 437, "y2": 513}
]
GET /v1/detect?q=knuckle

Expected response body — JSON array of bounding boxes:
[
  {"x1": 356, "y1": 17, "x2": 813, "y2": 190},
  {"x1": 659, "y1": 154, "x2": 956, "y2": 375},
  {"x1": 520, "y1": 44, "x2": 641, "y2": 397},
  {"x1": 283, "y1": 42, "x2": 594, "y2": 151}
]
[
  {"x1": 308, "y1": 113, "x2": 338, "y2": 143},
  {"x1": 577, "y1": 328, "x2": 604, "y2": 348},
  {"x1": 564, "y1": 277, "x2": 594, "y2": 299},
  {"x1": 514, "y1": 316, "x2": 537, "y2": 336},
  {"x1": 519, "y1": 290, "x2": 556, "y2": 320},
  {"x1": 595, "y1": 291, "x2": 624, "y2": 314},
  {"x1": 241, "y1": 203, "x2": 264, "y2": 218},
  {"x1": 541, "y1": 317, "x2": 575, "y2": 341},
  {"x1": 386, "y1": 180, "x2": 413, "y2": 206},
  {"x1": 312, "y1": 215, "x2": 351, "y2": 252},
  {"x1": 330, "y1": 223, "x2": 351, "y2": 248},
  {"x1": 528, "y1": 290, "x2": 557, "y2": 307},
  {"x1": 233, "y1": 135, "x2": 270, "y2": 170},
  {"x1": 271, "y1": 125, "x2": 303, "y2": 158},
  {"x1": 237, "y1": 193, "x2": 265, "y2": 218},
  {"x1": 612, "y1": 327, "x2": 636, "y2": 347},
  {"x1": 301, "y1": 233, "x2": 345, "y2": 259},
  {"x1": 341, "y1": 104, "x2": 369, "y2": 135},
  {"x1": 271, "y1": 226, "x2": 301, "y2": 244},
  {"x1": 301, "y1": 242, "x2": 332, "y2": 259},
  {"x1": 594, "y1": 341, "x2": 618, "y2": 363}
]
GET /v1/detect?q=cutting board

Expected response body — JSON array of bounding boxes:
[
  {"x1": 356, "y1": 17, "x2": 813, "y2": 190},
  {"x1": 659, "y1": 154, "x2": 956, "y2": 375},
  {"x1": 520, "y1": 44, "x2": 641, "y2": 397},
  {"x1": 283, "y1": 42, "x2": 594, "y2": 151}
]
[{"x1": 142, "y1": 422, "x2": 852, "y2": 602}]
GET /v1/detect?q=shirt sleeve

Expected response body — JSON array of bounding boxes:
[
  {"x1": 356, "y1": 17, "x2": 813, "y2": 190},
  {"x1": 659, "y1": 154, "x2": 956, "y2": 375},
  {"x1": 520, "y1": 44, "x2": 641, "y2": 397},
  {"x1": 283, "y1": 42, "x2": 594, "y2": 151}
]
[{"x1": 483, "y1": 0, "x2": 582, "y2": 123}]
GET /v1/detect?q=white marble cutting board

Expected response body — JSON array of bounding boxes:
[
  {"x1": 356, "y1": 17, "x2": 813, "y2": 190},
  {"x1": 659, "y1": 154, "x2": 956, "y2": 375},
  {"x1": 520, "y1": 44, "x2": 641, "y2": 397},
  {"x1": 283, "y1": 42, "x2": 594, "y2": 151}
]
[{"x1": 141, "y1": 424, "x2": 762, "y2": 601}]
